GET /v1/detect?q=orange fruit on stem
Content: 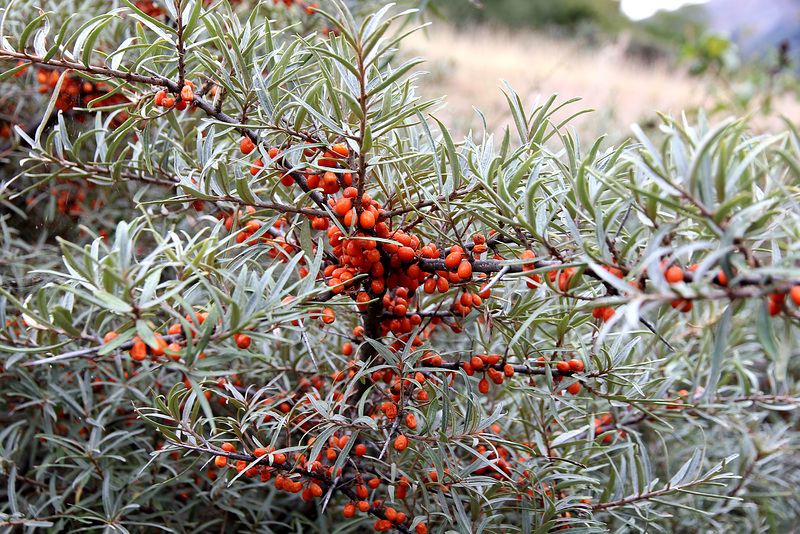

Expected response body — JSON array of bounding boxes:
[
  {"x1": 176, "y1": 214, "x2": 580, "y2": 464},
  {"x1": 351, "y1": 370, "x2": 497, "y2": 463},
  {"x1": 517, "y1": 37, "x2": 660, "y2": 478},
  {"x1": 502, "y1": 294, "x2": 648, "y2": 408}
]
[
  {"x1": 240, "y1": 136, "x2": 255, "y2": 154},
  {"x1": 791, "y1": 285, "x2": 800, "y2": 306},
  {"x1": 665, "y1": 265, "x2": 684, "y2": 284},
  {"x1": 130, "y1": 340, "x2": 147, "y2": 361}
]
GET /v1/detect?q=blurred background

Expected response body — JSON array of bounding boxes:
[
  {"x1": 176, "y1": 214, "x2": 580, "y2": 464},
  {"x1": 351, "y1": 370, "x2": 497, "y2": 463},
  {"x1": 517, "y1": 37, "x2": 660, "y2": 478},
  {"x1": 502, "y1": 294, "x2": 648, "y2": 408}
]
[{"x1": 405, "y1": 0, "x2": 800, "y2": 141}]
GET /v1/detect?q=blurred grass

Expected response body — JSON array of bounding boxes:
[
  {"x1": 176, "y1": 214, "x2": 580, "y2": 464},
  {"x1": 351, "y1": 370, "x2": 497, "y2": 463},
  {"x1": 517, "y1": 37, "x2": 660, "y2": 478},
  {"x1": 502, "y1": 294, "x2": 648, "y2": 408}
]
[{"x1": 403, "y1": 23, "x2": 800, "y2": 143}]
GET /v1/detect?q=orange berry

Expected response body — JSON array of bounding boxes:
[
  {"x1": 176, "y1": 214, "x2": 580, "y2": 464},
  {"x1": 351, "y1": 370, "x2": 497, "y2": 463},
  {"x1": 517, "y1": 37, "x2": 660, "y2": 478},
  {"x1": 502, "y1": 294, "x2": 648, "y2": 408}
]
[
  {"x1": 240, "y1": 136, "x2": 255, "y2": 154},
  {"x1": 321, "y1": 307, "x2": 336, "y2": 324},
  {"x1": 214, "y1": 455, "x2": 228, "y2": 468},
  {"x1": 221, "y1": 442, "x2": 236, "y2": 452},
  {"x1": 478, "y1": 378, "x2": 489, "y2": 394},
  {"x1": 405, "y1": 413, "x2": 417, "y2": 429},
  {"x1": 250, "y1": 158, "x2": 263, "y2": 176},
  {"x1": 503, "y1": 364, "x2": 515, "y2": 377},
  {"x1": 355, "y1": 443, "x2": 367, "y2": 456},
  {"x1": 371, "y1": 278, "x2": 386, "y2": 294},
  {"x1": 343, "y1": 502, "x2": 356, "y2": 517},
  {"x1": 423, "y1": 277, "x2": 436, "y2": 294},
  {"x1": 374, "y1": 519, "x2": 392, "y2": 531},
  {"x1": 768, "y1": 299, "x2": 781, "y2": 316},
  {"x1": 470, "y1": 356, "x2": 484, "y2": 370},
  {"x1": 357, "y1": 500, "x2": 370, "y2": 512},
  {"x1": 567, "y1": 382, "x2": 581, "y2": 395},
  {"x1": 791, "y1": 286, "x2": 800, "y2": 306},
  {"x1": 130, "y1": 340, "x2": 147, "y2": 361},
  {"x1": 234, "y1": 333, "x2": 251, "y2": 349},
  {"x1": 331, "y1": 143, "x2": 349, "y2": 158},
  {"x1": 568, "y1": 359, "x2": 584, "y2": 372},
  {"x1": 416, "y1": 523, "x2": 428, "y2": 534},
  {"x1": 665, "y1": 265, "x2": 684, "y2": 284},
  {"x1": 180, "y1": 84, "x2": 193, "y2": 101},
  {"x1": 457, "y1": 260, "x2": 472, "y2": 280},
  {"x1": 671, "y1": 299, "x2": 693, "y2": 313},
  {"x1": 103, "y1": 331, "x2": 119, "y2": 343},
  {"x1": 436, "y1": 276, "x2": 450, "y2": 293},
  {"x1": 398, "y1": 246, "x2": 416, "y2": 262},
  {"x1": 360, "y1": 210, "x2": 376, "y2": 229},
  {"x1": 445, "y1": 252, "x2": 461, "y2": 269}
]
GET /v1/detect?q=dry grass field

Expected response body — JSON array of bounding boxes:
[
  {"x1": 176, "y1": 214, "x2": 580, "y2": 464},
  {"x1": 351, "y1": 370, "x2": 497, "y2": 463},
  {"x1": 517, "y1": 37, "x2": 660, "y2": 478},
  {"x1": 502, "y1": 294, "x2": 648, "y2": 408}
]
[{"x1": 402, "y1": 24, "x2": 798, "y2": 143}]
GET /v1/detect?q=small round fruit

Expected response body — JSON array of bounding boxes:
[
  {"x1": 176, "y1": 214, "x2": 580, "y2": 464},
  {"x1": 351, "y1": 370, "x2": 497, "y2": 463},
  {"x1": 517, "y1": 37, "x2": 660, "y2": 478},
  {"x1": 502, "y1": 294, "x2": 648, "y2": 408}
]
[
  {"x1": 343, "y1": 502, "x2": 356, "y2": 517},
  {"x1": 457, "y1": 260, "x2": 472, "y2": 279},
  {"x1": 568, "y1": 359, "x2": 584, "y2": 372},
  {"x1": 130, "y1": 340, "x2": 147, "y2": 361},
  {"x1": 405, "y1": 413, "x2": 417, "y2": 429},
  {"x1": 240, "y1": 136, "x2": 255, "y2": 154},
  {"x1": 665, "y1": 265, "x2": 684, "y2": 284},
  {"x1": 234, "y1": 333, "x2": 251, "y2": 349},
  {"x1": 791, "y1": 286, "x2": 800, "y2": 306},
  {"x1": 478, "y1": 378, "x2": 489, "y2": 393},
  {"x1": 360, "y1": 210, "x2": 376, "y2": 229},
  {"x1": 321, "y1": 308, "x2": 336, "y2": 324}
]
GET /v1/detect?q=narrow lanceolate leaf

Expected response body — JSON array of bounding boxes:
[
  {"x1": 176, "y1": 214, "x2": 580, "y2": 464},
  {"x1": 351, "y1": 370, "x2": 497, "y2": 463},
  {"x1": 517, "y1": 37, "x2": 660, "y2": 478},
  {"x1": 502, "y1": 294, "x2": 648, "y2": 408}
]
[
  {"x1": 703, "y1": 304, "x2": 732, "y2": 400},
  {"x1": 35, "y1": 69, "x2": 67, "y2": 145}
]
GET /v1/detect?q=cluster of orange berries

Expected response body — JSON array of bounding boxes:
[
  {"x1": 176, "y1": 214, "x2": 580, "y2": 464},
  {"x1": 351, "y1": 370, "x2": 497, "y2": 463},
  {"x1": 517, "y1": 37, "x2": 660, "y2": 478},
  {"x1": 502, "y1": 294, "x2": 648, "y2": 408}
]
[
  {"x1": 459, "y1": 353, "x2": 514, "y2": 394},
  {"x1": 28, "y1": 67, "x2": 129, "y2": 123},
  {"x1": 767, "y1": 286, "x2": 800, "y2": 316},
  {"x1": 659, "y1": 261, "x2": 800, "y2": 316},
  {"x1": 154, "y1": 80, "x2": 194, "y2": 111},
  {"x1": 593, "y1": 414, "x2": 625, "y2": 443},
  {"x1": 105, "y1": 312, "x2": 230, "y2": 364},
  {"x1": 662, "y1": 263, "x2": 693, "y2": 313},
  {"x1": 211, "y1": 435, "x2": 425, "y2": 532},
  {"x1": 220, "y1": 206, "x2": 297, "y2": 256},
  {"x1": 532, "y1": 357, "x2": 584, "y2": 395}
]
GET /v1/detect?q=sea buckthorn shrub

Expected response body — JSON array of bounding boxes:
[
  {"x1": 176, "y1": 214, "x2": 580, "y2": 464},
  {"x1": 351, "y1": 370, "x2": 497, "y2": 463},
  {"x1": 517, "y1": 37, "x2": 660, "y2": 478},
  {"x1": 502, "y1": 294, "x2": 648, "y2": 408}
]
[{"x1": 1, "y1": 1, "x2": 800, "y2": 533}]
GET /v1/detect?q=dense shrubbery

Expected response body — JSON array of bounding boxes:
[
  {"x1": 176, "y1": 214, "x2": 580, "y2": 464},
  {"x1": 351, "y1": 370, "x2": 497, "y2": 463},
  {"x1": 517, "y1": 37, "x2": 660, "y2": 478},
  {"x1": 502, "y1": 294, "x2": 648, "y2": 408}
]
[{"x1": 1, "y1": 1, "x2": 800, "y2": 533}]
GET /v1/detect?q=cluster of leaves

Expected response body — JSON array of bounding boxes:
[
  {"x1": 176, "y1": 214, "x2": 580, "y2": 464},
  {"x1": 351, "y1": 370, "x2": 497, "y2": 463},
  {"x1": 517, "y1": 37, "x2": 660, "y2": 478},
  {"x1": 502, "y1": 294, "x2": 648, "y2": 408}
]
[{"x1": 1, "y1": 0, "x2": 800, "y2": 533}]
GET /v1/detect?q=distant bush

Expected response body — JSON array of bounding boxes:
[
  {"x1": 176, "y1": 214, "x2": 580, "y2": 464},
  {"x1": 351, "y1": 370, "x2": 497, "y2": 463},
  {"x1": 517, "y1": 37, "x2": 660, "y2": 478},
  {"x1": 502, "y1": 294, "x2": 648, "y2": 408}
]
[{"x1": 430, "y1": 0, "x2": 626, "y2": 33}]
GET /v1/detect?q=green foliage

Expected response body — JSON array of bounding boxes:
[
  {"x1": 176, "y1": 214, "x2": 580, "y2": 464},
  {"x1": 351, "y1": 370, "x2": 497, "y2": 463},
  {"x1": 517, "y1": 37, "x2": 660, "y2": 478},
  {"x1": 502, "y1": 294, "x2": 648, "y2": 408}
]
[
  {"x1": 1, "y1": 1, "x2": 800, "y2": 533},
  {"x1": 429, "y1": 0, "x2": 626, "y2": 33}
]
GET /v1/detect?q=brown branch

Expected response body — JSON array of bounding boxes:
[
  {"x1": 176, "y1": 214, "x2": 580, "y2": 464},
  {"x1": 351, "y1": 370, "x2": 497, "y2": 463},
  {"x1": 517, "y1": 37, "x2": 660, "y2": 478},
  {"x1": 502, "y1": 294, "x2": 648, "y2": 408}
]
[
  {"x1": 380, "y1": 186, "x2": 477, "y2": 219},
  {"x1": 591, "y1": 477, "x2": 731, "y2": 511}
]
